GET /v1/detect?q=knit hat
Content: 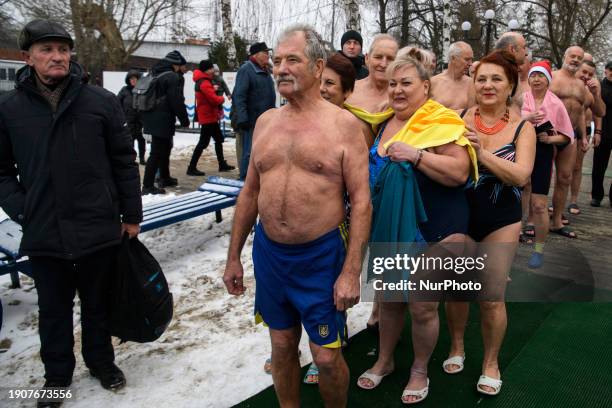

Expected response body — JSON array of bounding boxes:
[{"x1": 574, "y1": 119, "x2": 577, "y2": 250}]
[
  {"x1": 341, "y1": 30, "x2": 363, "y2": 49},
  {"x1": 164, "y1": 50, "x2": 186, "y2": 65},
  {"x1": 199, "y1": 59, "x2": 214, "y2": 72},
  {"x1": 529, "y1": 60, "x2": 552, "y2": 84}
]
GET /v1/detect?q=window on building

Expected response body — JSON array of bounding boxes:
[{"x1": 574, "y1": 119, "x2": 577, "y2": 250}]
[
  {"x1": 0, "y1": 69, "x2": 6, "y2": 81},
  {"x1": 8, "y1": 68, "x2": 16, "y2": 81}
]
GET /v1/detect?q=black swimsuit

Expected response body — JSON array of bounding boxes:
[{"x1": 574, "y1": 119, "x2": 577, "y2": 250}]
[{"x1": 465, "y1": 121, "x2": 526, "y2": 242}]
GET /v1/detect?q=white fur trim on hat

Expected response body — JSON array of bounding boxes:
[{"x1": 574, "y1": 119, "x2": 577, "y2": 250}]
[{"x1": 528, "y1": 66, "x2": 552, "y2": 84}]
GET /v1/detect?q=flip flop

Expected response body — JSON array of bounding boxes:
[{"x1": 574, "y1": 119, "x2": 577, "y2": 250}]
[
  {"x1": 264, "y1": 357, "x2": 272, "y2": 375},
  {"x1": 442, "y1": 355, "x2": 465, "y2": 374},
  {"x1": 303, "y1": 363, "x2": 319, "y2": 385},
  {"x1": 477, "y1": 375, "x2": 502, "y2": 396},
  {"x1": 523, "y1": 224, "x2": 535, "y2": 237},
  {"x1": 401, "y1": 378, "x2": 429, "y2": 404},
  {"x1": 568, "y1": 203, "x2": 581, "y2": 215},
  {"x1": 550, "y1": 226, "x2": 577, "y2": 239},
  {"x1": 357, "y1": 370, "x2": 392, "y2": 390}
]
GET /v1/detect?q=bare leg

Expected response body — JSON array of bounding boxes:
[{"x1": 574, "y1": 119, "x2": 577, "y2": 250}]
[
  {"x1": 477, "y1": 222, "x2": 519, "y2": 393},
  {"x1": 367, "y1": 297, "x2": 380, "y2": 328},
  {"x1": 270, "y1": 326, "x2": 302, "y2": 408},
  {"x1": 310, "y1": 342, "x2": 349, "y2": 408},
  {"x1": 521, "y1": 182, "x2": 532, "y2": 223},
  {"x1": 531, "y1": 194, "x2": 549, "y2": 245},
  {"x1": 357, "y1": 302, "x2": 406, "y2": 387},
  {"x1": 444, "y1": 301, "x2": 469, "y2": 371},
  {"x1": 570, "y1": 147, "x2": 586, "y2": 206},
  {"x1": 552, "y1": 143, "x2": 577, "y2": 230},
  {"x1": 402, "y1": 301, "x2": 438, "y2": 402}
]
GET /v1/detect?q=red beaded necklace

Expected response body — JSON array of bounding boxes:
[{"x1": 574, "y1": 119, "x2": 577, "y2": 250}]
[{"x1": 474, "y1": 107, "x2": 510, "y2": 135}]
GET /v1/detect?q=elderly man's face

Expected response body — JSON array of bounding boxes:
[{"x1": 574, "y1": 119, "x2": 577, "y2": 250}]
[
  {"x1": 342, "y1": 39, "x2": 361, "y2": 58},
  {"x1": 23, "y1": 40, "x2": 71, "y2": 84},
  {"x1": 254, "y1": 50, "x2": 270, "y2": 68},
  {"x1": 273, "y1": 32, "x2": 322, "y2": 98}
]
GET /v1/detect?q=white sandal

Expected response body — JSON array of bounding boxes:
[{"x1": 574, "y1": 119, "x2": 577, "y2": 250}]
[
  {"x1": 477, "y1": 375, "x2": 502, "y2": 395},
  {"x1": 442, "y1": 354, "x2": 465, "y2": 374},
  {"x1": 401, "y1": 378, "x2": 429, "y2": 405},
  {"x1": 357, "y1": 370, "x2": 392, "y2": 390}
]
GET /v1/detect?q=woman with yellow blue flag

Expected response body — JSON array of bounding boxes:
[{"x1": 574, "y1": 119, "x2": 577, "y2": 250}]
[{"x1": 357, "y1": 48, "x2": 478, "y2": 405}]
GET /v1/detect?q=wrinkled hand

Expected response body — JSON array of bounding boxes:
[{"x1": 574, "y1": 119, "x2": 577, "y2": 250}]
[
  {"x1": 223, "y1": 260, "x2": 246, "y2": 295},
  {"x1": 525, "y1": 110, "x2": 545, "y2": 124},
  {"x1": 581, "y1": 136, "x2": 589, "y2": 152},
  {"x1": 386, "y1": 142, "x2": 417, "y2": 162},
  {"x1": 465, "y1": 127, "x2": 481, "y2": 156},
  {"x1": 334, "y1": 272, "x2": 360, "y2": 311},
  {"x1": 121, "y1": 223, "x2": 140, "y2": 238},
  {"x1": 586, "y1": 79, "x2": 599, "y2": 95},
  {"x1": 593, "y1": 133, "x2": 601, "y2": 147}
]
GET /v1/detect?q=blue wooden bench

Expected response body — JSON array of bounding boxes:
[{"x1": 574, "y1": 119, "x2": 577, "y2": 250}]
[{"x1": 0, "y1": 177, "x2": 244, "y2": 288}]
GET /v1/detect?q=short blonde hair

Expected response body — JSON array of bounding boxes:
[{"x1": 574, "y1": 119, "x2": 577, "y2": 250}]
[
  {"x1": 368, "y1": 33, "x2": 399, "y2": 55},
  {"x1": 387, "y1": 48, "x2": 432, "y2": 96}
]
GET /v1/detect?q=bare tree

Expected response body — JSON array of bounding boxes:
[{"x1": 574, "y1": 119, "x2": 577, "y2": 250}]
[
  {"x1": 17, "y1": 0, "x2": 193, "y2": 76},
  {"x1": 343, "y1": 0, "x2": 362, "y2": 31},
  {"x1": 221, "y1": 0, "x2": 237, "y2": 68}
]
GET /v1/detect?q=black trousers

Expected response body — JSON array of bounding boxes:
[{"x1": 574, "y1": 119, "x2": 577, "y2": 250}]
[
  {"x1": 128, "y1": 120, "x2": 146, "y2": 162},
  {"x1": 143, "y1": 136, "x2": 172, "y2": 187},
  {"x1": 188, "y1": 122, "x2": 225, "y2": 169},
  {"x1": 591, "y1": 134, "x2": 612, "y2": 201},
  {"x1": 31, "y1": 246, "x2": 117, "y2": 382}
]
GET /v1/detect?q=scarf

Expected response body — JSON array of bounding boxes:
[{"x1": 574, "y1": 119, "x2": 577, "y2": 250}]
[
  {"x1": 522, "y1": 90, "x2": 574, "y2": 141},
  {"x1": 343, "y1": 102, "x2": 394, "y2": 132},
  {"x1": 35, "y1": 74, "x2": 70, "y2": 113},
  {"x1": 382, "y1": 99, "x2": 479, "y2": 181}
]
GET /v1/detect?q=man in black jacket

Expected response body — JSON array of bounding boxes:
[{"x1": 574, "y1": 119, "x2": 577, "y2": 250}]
[
  {"x1": 0, "y1": 20, "x2": 142, "y2": 403},
  {"x1": 117, "y1": 70, "x2": 146, "y2": 165},
  {"x1": 339, "y1": 30, "x2": 368, "y2": 80},
  {"x1": 141, "y1": 50, "x2": 190, "y2": 194}
]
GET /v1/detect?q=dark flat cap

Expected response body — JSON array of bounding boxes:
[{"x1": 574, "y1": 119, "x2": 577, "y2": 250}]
[
  {"x1": 249, "y1": 42, "x2": 271, "y2": 56},
  {"x1": 19, "y1": 19, "x2": 74, "y2": 51}
]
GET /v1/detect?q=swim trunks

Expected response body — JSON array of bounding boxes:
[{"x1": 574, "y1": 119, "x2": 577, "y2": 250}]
[{"x1": 253, "y1": 222, "x2": 348, "y2": 348}]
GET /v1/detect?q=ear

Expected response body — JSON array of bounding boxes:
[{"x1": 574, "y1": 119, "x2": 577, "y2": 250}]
[
  {"x1": 314, "y1": 58, "x2": 325, "y2": 79},
  {"x1": 423, "y1": 79, "x2": 430, "y2": 94},
  {"x1": 22, "y1": 50, "x2": 33, "y2": 66}
]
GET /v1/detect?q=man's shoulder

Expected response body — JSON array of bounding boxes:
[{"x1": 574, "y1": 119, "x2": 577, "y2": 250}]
[
  {"x1": 0, "y1": 89, "x2": 19, "y2": 108},
  {"x1": 81, "y1": 83, "x2": 119, "y2": 101}
]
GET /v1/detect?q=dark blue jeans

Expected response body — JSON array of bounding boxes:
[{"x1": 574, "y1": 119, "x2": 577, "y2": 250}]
[{"x1": 240, "y1": 127, "x2": 254, "y2": 180}]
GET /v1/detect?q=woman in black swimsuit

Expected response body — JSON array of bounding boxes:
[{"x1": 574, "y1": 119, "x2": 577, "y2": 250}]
[{"x1": 444, "y1": 51, "x2": 536, "y2": 396}]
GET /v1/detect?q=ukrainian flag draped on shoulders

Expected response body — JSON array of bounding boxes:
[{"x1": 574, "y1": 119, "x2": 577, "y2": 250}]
[
  {"x1": 382, "y1": 99, "x2": 479, "y2": 181},
  {"x1": 343, "y1": 102, "x2": 394, "y2": 133}
]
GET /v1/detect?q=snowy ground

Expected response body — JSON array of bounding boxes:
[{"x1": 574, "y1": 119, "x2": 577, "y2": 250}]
[{"x1": 0, "y1": 138, "x2": 371, "y2": 408}]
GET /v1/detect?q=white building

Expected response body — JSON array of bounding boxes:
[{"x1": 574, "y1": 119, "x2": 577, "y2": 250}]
[
  {"x1": 0, "y1": 59, "x2": 25, "y2": 93},
  {"x1": 125, "y1": 39, "x2": 211, "y2": 64}
]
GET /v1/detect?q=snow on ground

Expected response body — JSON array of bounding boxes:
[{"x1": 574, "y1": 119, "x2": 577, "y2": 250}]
[{"x1": 0, "y1": 139, "x2": 371, "y2": 408}]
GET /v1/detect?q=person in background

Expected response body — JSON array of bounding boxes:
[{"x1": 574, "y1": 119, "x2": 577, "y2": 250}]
[
  {"x1": 141, "y1": 50, "x2": 190, "y2": 194},
  {"x1": 591, "y1": 60, "x2": 612, "y2": 207},
  {"x1": 430, "y1": 41, "x2": 475, "y2": 110},
  {"x1": 117, "y1": 69, "x2": 146, "y2": 165},
  {"x1": 232, "y1": 42, "x2": 276, "y2": 180},
  {"x1": 340, "y1": 29, "x2": 369, "y2": 80},
  {"x1": 187, "y1": 59, "x2": 235, "y2": 176}
]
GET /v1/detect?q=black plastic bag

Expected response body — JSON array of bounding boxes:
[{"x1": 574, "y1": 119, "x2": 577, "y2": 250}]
[{"x1": 110, "y1": 234, "x2": 173, "y2": 343}]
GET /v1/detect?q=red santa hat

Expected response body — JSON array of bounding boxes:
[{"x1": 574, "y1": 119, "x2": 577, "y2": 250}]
[{"x1": 528, "y1": 60, "x2": 553, "y2": 84}]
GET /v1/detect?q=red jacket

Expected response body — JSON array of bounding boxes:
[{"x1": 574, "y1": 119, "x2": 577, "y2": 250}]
[{"x1": 193, "y1": 69, "x2": 224, "y2": 124}]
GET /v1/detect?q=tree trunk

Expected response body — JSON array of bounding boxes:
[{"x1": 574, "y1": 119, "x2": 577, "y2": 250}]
[
  {"x1": 400, "y1": 0, "x2": 409, "y2": 45},
  {"x1": 378, "y1": 0, "x2": 388, "y2": 33},
  {"x1": 442, "y1": 0, "x2": 451, "y2": 64},
  {"x1": 221, "y1": 0, "x2": 237, "y2": 68},
  {"x1": 343, "y1": 0, "x2": 361, "y2": 31}
]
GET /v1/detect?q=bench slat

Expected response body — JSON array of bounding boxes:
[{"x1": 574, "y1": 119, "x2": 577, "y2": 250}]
[
  {"x1": 198, "y1": 183, "x2": 241, "y2": 197},
  {"x1": 143, "y1": 192, "x2": 220, "y2": 217},
  {"x1": 143, "y1": 193, "x2": 230, "y2": 221},
  {"x1": 140, "y1": 197, "x2": 236, "y2": 232}
]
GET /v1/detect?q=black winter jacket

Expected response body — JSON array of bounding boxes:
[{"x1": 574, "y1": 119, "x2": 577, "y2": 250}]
[
  {"x1": 0, "y1": 63, "x2": 142, "y2": 259},
  {"x1": 117, "y1": 85, "x2": 139, "y2": 124},
  {"x1": 141, "y1": 61, "x2": 189, "y2": 138}
]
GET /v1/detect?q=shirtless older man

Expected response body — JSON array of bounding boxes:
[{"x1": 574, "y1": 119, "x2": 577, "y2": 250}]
[
  {"x1": 568, "y1": 60, "x2": 607, "y2": 213},
  {"x1": 494, "y1": 32, "x2": 528, "y2": 110},
  {"x1": 549, "y1": 46, "x2": 592, "y2": 237},
  {"x1": 430, "y1": 41, "x2": 475, "y2": 109},
  {"x1": 223, "y1": 24, "x2": 371, "y2": 407}
]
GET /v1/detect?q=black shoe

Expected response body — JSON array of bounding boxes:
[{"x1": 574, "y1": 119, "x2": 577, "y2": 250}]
[
  {"x1": 90, "y1": 363, "x2": 126, "y2": 391},
  {"x1": 186, "y1": 168, "x2": 206, "y2": 176},
  {"x1": 142, "y1": 186, "x2": 166, "y2": 195},
  {"x1": 158, "y1": 177, "x2": 178, "y2": 188},
  {"x1": 590, "y1": 198, "x2": 601, "y2": 207},
  {"x1": 37, "y1": 379, "x2": 71, "y2": 407},
  {"x1": 219, "y1": 161, "x2": 236, "y2": 172}
]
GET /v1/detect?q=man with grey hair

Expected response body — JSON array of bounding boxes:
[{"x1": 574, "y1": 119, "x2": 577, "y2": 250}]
[
  {"x1": 548, "y1": 45, "x2": 592, "y2": 238},
  {"x1": 223, "y1": 24, "x2": 371, "y2": 407},
  {"x1": 430, "y1": 41, "x2": 475, "y2": 110},
  {"x1": 494, "y1": 31, "x2": 527, "y2": 65}
]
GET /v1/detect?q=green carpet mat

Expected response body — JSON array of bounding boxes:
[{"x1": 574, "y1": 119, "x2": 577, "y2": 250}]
[{"x1": 236, "y1": 303, "x2": 585, "y2": 408}]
